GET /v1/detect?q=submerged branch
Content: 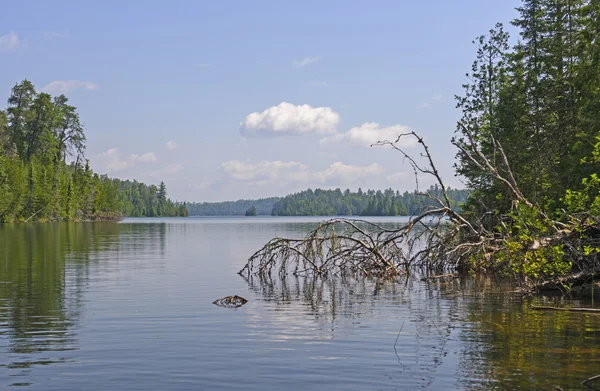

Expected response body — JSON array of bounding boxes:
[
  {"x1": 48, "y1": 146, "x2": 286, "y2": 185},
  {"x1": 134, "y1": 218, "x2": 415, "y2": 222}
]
[
  {"x1": 240, "y1": 131, "x2": 600, "y2": 289},
  {"x1": 531, "y1": 306, "x2": 600, "y2": 313}
]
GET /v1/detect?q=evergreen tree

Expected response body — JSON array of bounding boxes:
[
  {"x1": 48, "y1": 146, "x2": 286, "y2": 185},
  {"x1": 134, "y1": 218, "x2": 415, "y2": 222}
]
[{"x1": 0, "y1": 80, "x2": 188, "y2": 222}]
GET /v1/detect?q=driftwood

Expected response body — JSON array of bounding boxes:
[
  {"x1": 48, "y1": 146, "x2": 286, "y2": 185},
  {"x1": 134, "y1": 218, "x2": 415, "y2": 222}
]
[
  {"x1": 239, "y1": 132, "x2": 480, "y2": 278},
  {"x1": 536, "y1": 272, "x2": 600, "y2": 291},
  {"x1": 212, "y1": 295, "x2": 248, "y2": 308},
  {"x1": 421, "y1": 273, "x2": 459, "y2": 281},
  {"x1": 239, "y1": 131, "x2": 600, "y2": 289},
  {"x1": 531, "y1": 305, "x2": 600, "y2": 313},
  {"x1": 582, "y1": 374, "x2": 600, "y2": 390}
]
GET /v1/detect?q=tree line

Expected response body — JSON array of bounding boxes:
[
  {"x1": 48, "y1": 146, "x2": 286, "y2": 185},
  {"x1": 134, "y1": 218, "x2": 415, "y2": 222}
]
[
  {"x1": 185, "y1": 188, "x2": 469, "y2": 217},
  {"x1": 270, "y1": 186, "x2": 469, "y2": 216},
  {"x1": 187, "y1": 197, "x2": 280, "y2": 216},
  {"x1": 0, "y1": 80, "x2": 187, "y2": 222}
]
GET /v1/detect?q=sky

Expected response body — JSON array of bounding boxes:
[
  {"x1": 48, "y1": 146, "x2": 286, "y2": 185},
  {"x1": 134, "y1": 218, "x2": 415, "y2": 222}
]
[{"x1": 0, "y1": 0, "x2": 523, "y2": 202}]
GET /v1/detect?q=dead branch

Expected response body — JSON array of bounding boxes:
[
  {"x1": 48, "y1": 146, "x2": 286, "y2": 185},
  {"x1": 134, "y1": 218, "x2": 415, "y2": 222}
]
[
  {"x1": 240, "y1": 132, "x2": 478, "y2": 278},
  {"x1": 455, "y1": 122, "x2": 531, "y2": 207},
  {"x1": 582, "y1": 374, "x2": 600, "y2": 390},
  {"x1": 536, "y1": 271, "x2": 600, "y2": 291},
  {"x1": 421, "y1": 273, "x2": 459, "y2": 281},
  {"x1": 531, "y1": 305, "x2": 600, "y2": 313},
  {"x1": 239, "y1": 131, "x2": 600, "y2": 289}
]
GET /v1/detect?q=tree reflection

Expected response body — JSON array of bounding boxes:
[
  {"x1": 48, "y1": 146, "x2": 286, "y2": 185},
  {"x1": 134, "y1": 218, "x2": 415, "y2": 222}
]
[
  {"x1": 241, "y1": 273, "x2": 454, "y2": 388},
  {"x1": 243, "y1": 273, "x2": 600, "y2": 390},
  {"x1": 431, "y1": 276, "x2": 600, "y2": 390},
  {"x1": 0, "y1": 222, "x2": 166, "y2": 373}
]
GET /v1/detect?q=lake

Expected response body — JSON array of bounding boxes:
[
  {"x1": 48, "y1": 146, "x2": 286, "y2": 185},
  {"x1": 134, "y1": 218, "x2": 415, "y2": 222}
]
[{"x1": 1, "y1": 217, "x2": 599, "y2": 390}]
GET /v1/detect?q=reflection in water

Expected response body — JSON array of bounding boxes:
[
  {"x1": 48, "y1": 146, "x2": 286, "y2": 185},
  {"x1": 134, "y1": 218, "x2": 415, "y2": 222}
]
[
  {"x1": 242, "y1": 274, "x2": 455, "y2": 388},
  {"x1": 1, "y1": 218, "x2": 600, "y2": 390},
  {"x1": 244, "y1": 273, "x2": 600, "y2": 390},
  {"x1": 0, "y1": 222, "x2": 166, "y2": 382},
  {"x1": 434, "y1": 276, "x2": 600, "y2": 390}
]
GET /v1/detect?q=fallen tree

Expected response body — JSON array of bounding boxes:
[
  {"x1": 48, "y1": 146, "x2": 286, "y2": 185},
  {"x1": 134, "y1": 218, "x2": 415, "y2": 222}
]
[{"x1": 239, "y1": 131, "x2": 600, "y2": 290}]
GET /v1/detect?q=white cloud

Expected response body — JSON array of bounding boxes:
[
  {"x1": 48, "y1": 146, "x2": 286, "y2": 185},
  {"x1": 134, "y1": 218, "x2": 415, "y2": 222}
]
[
  {"x1": 142, "y1": 164, "x2": 184, "y2": 179},
  {"x1": 42, "y1": 80, "x2": 99, "y2": 94},
  {"x1": 240, "y1": 102, "x2": 340, "y2": 137},
  {"x1": 97, "y1": 148, "x2": 157, "y2": 174},
  {"x1": 387, "y1": 172, "x2": 409, "y2": 183},
  {"x1": 320, "y1": 122, "x2": 417, "y2": 148},
  {"x1": 312, "y1": 162, "x2": 383, "y2": 184},
  {"x1": 292, "y1": 56, "x2": 323, "y2": 68},
  {"x1": 165, "y1": 164, "x2": 183, "y2": 173},
  {"x1": 221, "y1": 160, "x2": 307, "y2": 181},
  {"x1": 418, "y1": 93, "x2": 443, "y2": 109},
  {"x1": 165, "y1": 140, "x2": 178, "y2": 150},
  {"x1": 186, "y1": 180, "x2": 211, "y2": 191},
  {"x1": 98, "y1": 149, "x2": 129, "y2": 173},
  {"x1": 220, "y1": 159, "x2": 383, "y2": 186},
  {"x1": 308, "y1": 80, "x2": 329, "y2": 87},
  {"x1": 0, "y1": 31, "x2": 19, "y2": 51},
  {"x1": 131, "y1": 152, "x2": 157, "y2": 163}
]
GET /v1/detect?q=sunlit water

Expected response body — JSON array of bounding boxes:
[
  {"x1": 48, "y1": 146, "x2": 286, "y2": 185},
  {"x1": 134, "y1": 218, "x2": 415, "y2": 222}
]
[{"x1": 1, "y1": 217, "x2": 599, "y2": 390}]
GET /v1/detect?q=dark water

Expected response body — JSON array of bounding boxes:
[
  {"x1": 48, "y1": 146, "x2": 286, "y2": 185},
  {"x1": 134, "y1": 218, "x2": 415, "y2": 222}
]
[{"x1": 1, "y1": 217, "x2": 599, "y2": 390}]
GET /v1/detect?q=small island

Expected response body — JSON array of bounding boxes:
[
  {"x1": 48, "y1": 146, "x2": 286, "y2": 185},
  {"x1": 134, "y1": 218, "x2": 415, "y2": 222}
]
[{"x1": 245, "y1": 206, "x2": 257, "y2": 216}]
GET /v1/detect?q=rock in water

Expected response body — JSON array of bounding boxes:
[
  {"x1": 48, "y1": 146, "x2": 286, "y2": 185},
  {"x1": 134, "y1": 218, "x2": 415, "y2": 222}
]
[{"x1": 212, "y1": 295, "x2": 248, "y2": 308}]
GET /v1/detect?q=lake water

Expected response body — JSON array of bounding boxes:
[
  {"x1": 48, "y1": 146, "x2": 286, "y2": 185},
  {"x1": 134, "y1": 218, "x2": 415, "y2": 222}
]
[{"x1": 1, "y1": 217, "x2": 599, "y2": 390}]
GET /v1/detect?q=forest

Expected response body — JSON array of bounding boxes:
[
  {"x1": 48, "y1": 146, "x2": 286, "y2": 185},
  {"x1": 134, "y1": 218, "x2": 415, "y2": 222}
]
[
  {"x1": 271, "y1": 186, "x2": 469, "y2": 216},
  {"x1": 0, "y1": 80, "x2": 187, "y2": 222},
  {"x1": 242, "y1": 0, "x2": 600, "y2": 288},
  {"x1": 185, "y1": 187, "x2": 468, "y2": 217},
  {"x1": 187, "y1": 197, "x2": 280, "y2": 216}
]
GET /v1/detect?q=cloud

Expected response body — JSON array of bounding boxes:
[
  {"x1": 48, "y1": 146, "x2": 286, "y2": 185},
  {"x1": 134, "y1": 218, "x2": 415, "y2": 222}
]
[
  {"x1": 42, "y1": 80, "x2": 99, "y2": 94},
  {"x1": 130, "y1": 152, "x2": 157, "y2": 163},
  {"x1": 97, "y1": 149, "x2": 157, "y2": 174},
  {"x1": 387, "y1": 172, "x2": 409, "y2": 183},
  {"x1": 312, "y1": 162, "x2": 383, "y2": 184},
  {"x1": 221, "y1": 160, "x2": 306, "y2": 181},
  {"x1": 292, "y1": 56, "x2": 323, "y2": 68},
  {"x1": 417, "y1": 93, "x2": 443, "y2": 109},
  {"x1": 0, "y1": 31, "x2": 19, "y2": 51},
  {"x1": 320, "y1": 122, "x2": 417, "y2": 148},
  {"x1": 142, "y1": 164, "x2": 184, "y2": 179},
  {"x1": 165, "y1": 140, "x2": 177, "y2": 150},
  {"x1": 186, "y1": 180, "x2": 211, "y2": 191},
  {"x1": 220, "y1": 159, "x2": 383, "y2": 186},
  {"x1": 308, "y1": 80, "x2": 329, "y2": 87},
  {"x1": 240, "y1": 102, "x2": 340, "y2": 137}
]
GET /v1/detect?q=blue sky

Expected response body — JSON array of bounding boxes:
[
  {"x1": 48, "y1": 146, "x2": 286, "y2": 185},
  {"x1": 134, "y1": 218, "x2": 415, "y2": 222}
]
[{"x1": 0, "y1": 0, "x2": 522, "y2": 201}]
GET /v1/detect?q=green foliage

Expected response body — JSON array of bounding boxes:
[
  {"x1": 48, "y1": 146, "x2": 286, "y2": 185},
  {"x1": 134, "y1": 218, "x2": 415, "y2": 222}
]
[
  {"x1": 456, "y1": 0, "x2": 600, "y2": 216},
  {"x1": 454, "y1": 1, "x2": 600, "y2": 281},
  {"x1": 245, "y1": 205, "x2": 257, "y2": 216},
  {"x1": 271, "y1": 186, "x2": 469, "y2": 216},
  {"x1": 187, "y1": 197, "x2": 280, "y2": 216},
  {"x1": 117, "y1": 179, "x2": 187, "y2": 217},
  {"x1": 486, "y1": 204, "x2": 571, "y2": 280},
  {"x1": 0, "y1": 80, "x2": 188, "y2": 222}
]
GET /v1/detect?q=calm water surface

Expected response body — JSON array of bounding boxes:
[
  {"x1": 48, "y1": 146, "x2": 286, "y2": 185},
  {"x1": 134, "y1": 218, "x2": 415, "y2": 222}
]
[{"x1": 1, "y1": 217, "x2": 599, "y2": 390}]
